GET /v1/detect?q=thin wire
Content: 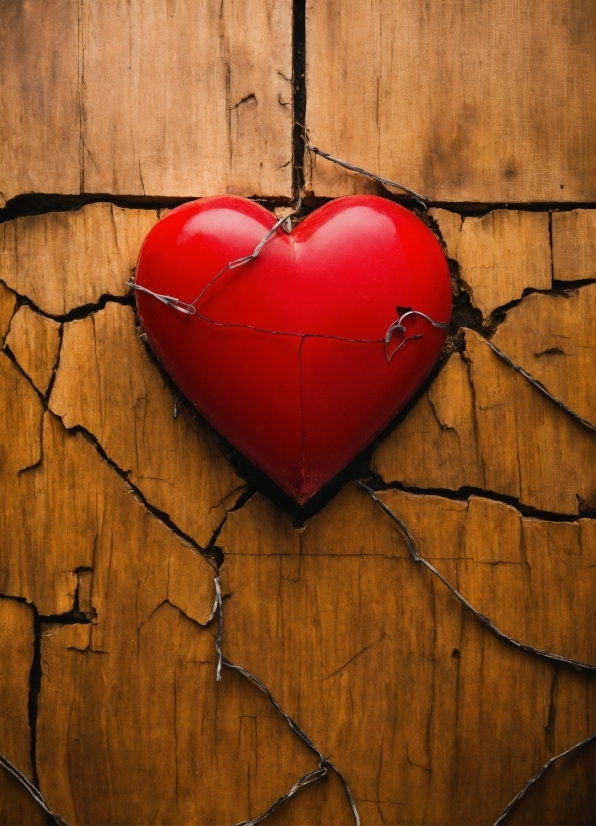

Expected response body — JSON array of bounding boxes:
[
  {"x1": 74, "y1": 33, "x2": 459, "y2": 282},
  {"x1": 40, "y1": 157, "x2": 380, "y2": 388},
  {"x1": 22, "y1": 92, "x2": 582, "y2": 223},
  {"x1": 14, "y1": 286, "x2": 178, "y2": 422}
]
[
  {"x1": 213, "y1": 576, "x2": 361, "y2": 826},
  {"x1": 0, "y1": 754, "x2": 70, "y2": 826},
  {"x1": 492, "y1": 733, "x2": 596, "y2": 826},
  {"x1": 356, "y1": 481, "x2": 596, "y2": 672},
  {"x1": 306, "y1": 145, "x2": 427, "y2": 210}
]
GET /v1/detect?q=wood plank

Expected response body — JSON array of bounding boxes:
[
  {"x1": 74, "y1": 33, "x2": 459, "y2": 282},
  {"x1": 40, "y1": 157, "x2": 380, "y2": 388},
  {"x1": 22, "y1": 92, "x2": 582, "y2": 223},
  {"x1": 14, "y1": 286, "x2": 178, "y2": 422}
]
[
  {"x1": 37, "y1": 605, "x2": 317, "y2": 824},
  {"x1": 427, "y1": 208, "x2": 461, "y2": 260},
  {"x1": 0, "y1": 598, "x2": 44, "y2": 825},
  {"x1": 372, "y1": 330, "x2": 596, "y2": 515},
  {"x1": 0, "y1": 204, "x2": 159, "y2": 316},
  {"x1": 305, "y1": 1, "x2": 596, "y2": 202},
  {"x1": 80, "y1": 0, "x2": 292, "y2": 197},
  {"x1": 492, "y1": 285, "x2": 596, "y2": 426},
  {"x1": 215, "y1": 487, "x2": 595, "y2": 825},
  {"x1": 552, "y1": 209, "x2": 596, "y2": 282},
  {"x1": 48, "y1": 303, "x2": 245, "y2": 547},
  {"x1": 502, "y1": 740, "x2": 595, "y2": 825},
  {"x1": 376, "y1": 490, "x2": 595, "y2": 665},
  {"x1": 0, "y1": 0, "x2": 79, "y2": 206},
  {"x1": 5, "y1": 306, "x2": 61, "y2": 395},
  {"x1": 434, "y1": 209, "x2": 551, "y2": 317}
]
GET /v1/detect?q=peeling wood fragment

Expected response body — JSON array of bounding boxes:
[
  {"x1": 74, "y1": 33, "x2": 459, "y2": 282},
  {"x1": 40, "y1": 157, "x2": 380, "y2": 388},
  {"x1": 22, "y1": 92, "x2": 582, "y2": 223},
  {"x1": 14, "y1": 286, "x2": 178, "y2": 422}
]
[
  {"x1": 0, "y1": 204, "x2": 158, "y2": 316},
  {"x1": 0, "y1": 351, "x2": 44, "y2": 476},
  {"x1": 552, "y1": 209, "x2": 596, "y2": 282},
  {"x1": 373, "y1": 329, "x2": 596, "y2": 514},
  {"x1": 455, "y1": 211, "x2": 551, "y2": 317},
  {"x1": 427, "y1": 208, "x2": 462, "y2": 259},
  {"x1": 215, "y1": 485, "x2": 595, "y2": 825},
  {"x1": 0, "y1": 598, "x2": 44, "y2": 825},
  {"x1": 492, "y1": 284, "x2": 596, "y2": 426},
  {"x1": 0, "y1": 284, "x2": 17, "y2": 346},
  {"x1": 49, "y1": 303, "x2": 245, "y2": 547},
  {"x1": 305, "y1": 2, "x2": 596, "y2": 202},
  {"x1": 5, "y1": 306, "x2": 61, "y2": 395}
]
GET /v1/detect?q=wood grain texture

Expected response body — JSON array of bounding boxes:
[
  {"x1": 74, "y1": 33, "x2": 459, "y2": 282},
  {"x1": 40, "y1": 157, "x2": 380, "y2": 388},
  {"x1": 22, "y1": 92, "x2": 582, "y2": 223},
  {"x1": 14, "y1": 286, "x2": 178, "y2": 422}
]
[
  {"x1": 0, "y1": 0, "x2": 79, "y2": 206},
  {"x1": 1, "y1": 0, "x2": 292, "y2": 202},
  {"x1": 372, "y1": 330, "x2": 596, "y2": 515},
  {"x1": 433, "y1": 209, "x2": 551, "y2": 317},
  {"x1": 0, "y1": 284, "x2": 17, "y2": 346},
  {"x1": 215, "y1": 487, "x2": 595, "y2": 825},
  {"x1": 492, "y1": 285, "x2": 596, "y2": 426},
  {"x1": 427, "y1": 208, "x2": 462, "y2": 260},
  {"x1": 305, "y1": 0, "x2": 596, "y2": 202},
  {"x1": 5, "y1": 306, "x2": 61, "y2": 395},
  {"x1": 49, "y1": 302, "x2": 245, "y2": 547},
  {"x1": 552, "y1": 209, "x2": 596, "y2": 282},
  {"x1": 503, "y1": 740, "x2": 595, "y2": 825},
  {"x1": 0, "y1": 204, "x2": 158, "y2": 316},
  {"x1": 0, "y1": 598, "x2": 44, "y2": 826}
]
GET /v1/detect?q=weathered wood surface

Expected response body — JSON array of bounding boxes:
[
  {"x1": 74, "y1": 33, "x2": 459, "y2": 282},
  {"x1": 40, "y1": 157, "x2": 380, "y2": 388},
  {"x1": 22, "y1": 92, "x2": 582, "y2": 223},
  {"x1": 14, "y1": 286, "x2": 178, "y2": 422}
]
[
  {"x1": 0, "y1": 599, "x2": 44, "y2": 825},
  {"x1": 0, "y1": 0, "x2": 293, "y2": 204},
  {"x1": 5, "y1": 307, "x2": 61, "y2": 395},
  {"x1": 373, "y1": 329, "x2": 596, "y2": 515},
  {"x1": 305, "y1": 0, "x2": 596, "y2": 203},
  {"x1": 552, "y1": 209, "x2": 596, "y2": 282},
  {"x1": 0, "y1": 204, "x2": 158, "y2": 316},
  {"x1": 492, "y1": 284, "x2": 596, "y2": 426},
  {"x1": 215, "y1": 489, "x2": 595, "y2": 824},
  {"x1": 432, "y1": 209, "x2": 551, "y2": 317},
  {"x1": 48, "y1": 302, "x2": 245, "y2": 547}
]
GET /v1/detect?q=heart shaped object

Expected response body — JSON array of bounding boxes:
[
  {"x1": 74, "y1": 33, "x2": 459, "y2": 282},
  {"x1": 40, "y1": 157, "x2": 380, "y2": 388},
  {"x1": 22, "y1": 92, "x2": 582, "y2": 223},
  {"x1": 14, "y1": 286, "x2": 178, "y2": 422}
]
[{"x1": 135, "y1": 195, "x2": 451, "y2": 504}]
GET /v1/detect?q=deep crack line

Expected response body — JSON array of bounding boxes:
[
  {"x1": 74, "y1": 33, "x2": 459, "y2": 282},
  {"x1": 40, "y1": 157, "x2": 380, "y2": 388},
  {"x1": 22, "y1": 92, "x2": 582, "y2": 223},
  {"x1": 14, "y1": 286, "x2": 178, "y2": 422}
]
[
  {"x1": 0, "y1": 754, "x2": 69, "y2": 826},
  {"x1": 357, "y1": 481, "x2": 596, "y2": 672},
  {"x1": 211, "y1": 576, "x2": 361, "y2": 826},
  {"x1": 492, "y1": 733, "x2": 596, "y2": 825}
]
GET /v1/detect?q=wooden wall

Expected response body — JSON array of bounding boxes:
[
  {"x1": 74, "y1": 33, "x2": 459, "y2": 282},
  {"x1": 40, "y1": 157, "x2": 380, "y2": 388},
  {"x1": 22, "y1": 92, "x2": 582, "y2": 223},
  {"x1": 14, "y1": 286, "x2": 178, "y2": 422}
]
[{"x1": 1, "y1": 1, "x2": 594, "y2": 824}]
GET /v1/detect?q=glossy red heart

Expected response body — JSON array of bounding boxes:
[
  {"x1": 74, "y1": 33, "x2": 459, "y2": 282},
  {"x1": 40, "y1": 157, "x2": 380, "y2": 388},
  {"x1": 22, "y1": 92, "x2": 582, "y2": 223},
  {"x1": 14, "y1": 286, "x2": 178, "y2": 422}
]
[{"x1": 135, "y1": 195, "x2": 451, "y2": 504}]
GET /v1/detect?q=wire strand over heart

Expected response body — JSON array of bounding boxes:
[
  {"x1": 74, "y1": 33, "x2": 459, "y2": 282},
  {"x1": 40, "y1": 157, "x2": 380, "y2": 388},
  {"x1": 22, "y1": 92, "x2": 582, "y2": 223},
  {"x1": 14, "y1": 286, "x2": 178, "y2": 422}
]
[{"x1": 127, "y1": 194, "x2": 449, "y2": 362}]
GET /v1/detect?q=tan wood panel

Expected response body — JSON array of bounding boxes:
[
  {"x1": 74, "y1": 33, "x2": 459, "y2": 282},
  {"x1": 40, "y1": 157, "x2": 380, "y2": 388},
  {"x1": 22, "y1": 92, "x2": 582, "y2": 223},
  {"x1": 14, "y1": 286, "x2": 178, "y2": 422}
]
[
  {"x1": 1, "y1": 0, "x2": 293, "y2": 201},
  {"x1": 432, "y1": 209, "x2": 551, "y2": 317},
  {"x1": 0, "y1": 0, "x2": 80, "y2": 206},
  {"x1": 0, "y1": 284, "x2": 17, "y2": 346},
  {"x1": 216, "y1": 488, "x2": 595, "y2": 825},
  {"x1": 492, "y1": 285, "x2": 596, "y2": 426},
  {"x1": 0, "y1": 598, "x2": 44, "y2": 825},
  {"x1": 48, "y1": 302, "x2": 245, "y2": 547},
  {"x1": 305, "y1": 0, "x2": 596, "y2": 202},
  {"x1": 5, "y1": 306, "x2": 61, "y2": 395},
  {"x1": 0, "y1": 204, "x2": 159, "y2": 316},
  {"x1": 373, "y1": 331, "x2": 596, "y2": 515},
  {"x1": 552, "y1": 209, "x2": 596, "y2": 282}
]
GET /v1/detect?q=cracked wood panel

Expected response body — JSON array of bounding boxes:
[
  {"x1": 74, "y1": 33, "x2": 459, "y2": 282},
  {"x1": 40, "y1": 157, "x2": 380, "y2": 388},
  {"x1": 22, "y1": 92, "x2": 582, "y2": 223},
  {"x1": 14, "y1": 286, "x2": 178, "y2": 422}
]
[
  {"x1": 492, "y1": 284, "x2": 596, "y2": 426},
  {"x1": 0, "y1": 0, "x2": 79, "y2": 206},
  {"x1": 37, "y1": 610, "x2": 319, "y2": 825},
  {"x1": 372, "y1": 329, "x2": 596, "y2": 515},
  {"x1": 432, "y1": 209, "x2": 551, "y2": 317},
  {"x1": 48, "y1": 302, "x2": 245, "y2": 547},
  {"x1": 0, "y1": 345, "x2": 215, "y2": 622},
  {"x1": 0, "y1": 0, "x2": 292, "y2": 203},
  {"x1": 0, "y1": 204, "x2": 159, "y2": 316},
  {"x1": 375, "y1": 490, "x2": 595, "y2": 665},
  {"x1": 552, "y1": 209, "x2": 596, "y2": 282},
  {"x1": 0, "y1": 598, "x2": 44, "y2": 825},
  {"x1": 501, "y1": 740, "x2": 596, "y2": 825},
  {"x1": 5, "y1": 306, "x2": 61, "y2": 396},
  {"x1": 305, "y1": 0, "x2": 596, "y2": 202},
  {"x1": 216, "y1": 487, "x2": 595, "y2": 825}
]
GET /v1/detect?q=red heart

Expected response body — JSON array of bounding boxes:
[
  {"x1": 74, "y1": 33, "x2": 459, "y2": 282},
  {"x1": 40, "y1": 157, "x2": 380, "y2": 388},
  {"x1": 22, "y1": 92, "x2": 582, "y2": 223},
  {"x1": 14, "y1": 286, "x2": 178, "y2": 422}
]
[{"x1": 135, "y1": 195, "x2": 451, "y2": 504}]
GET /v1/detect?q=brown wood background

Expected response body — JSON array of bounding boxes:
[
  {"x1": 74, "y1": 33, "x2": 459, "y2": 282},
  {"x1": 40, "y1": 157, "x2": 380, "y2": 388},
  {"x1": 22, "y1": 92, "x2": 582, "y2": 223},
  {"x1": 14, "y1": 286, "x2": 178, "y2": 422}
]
[{"x1": 1, "y1": 1, "x2": 595, "y2": 824}]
